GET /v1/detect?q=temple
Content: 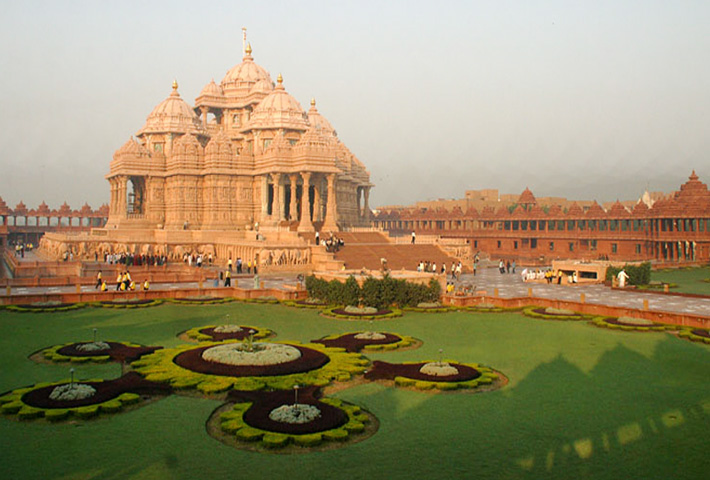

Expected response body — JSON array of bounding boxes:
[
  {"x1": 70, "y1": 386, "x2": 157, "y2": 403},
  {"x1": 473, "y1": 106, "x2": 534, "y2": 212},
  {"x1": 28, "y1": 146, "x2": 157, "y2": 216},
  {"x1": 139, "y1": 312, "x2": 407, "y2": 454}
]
[{"x1": 39, "y1": 41, "x2": 373, "y2": 268}]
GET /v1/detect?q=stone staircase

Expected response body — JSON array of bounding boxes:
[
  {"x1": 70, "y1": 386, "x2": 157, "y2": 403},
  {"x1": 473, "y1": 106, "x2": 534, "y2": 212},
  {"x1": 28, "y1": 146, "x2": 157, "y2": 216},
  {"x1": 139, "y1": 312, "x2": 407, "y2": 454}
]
[{"x1": 305, "y1": 231, "x2": 462, "y2": 271}]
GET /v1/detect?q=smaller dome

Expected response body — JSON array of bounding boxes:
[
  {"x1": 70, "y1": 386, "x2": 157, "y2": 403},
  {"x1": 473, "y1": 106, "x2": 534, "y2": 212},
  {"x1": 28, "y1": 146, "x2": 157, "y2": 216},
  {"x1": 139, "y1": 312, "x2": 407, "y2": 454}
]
[
  {"x1": 138, "y1": 82, "x2": 207, "y2": 137},
  {"x1": 199, "y1": 79, "x2": 224, "y2": 98},
  {"x1": 306, "y1": 99, "x2": 337, "y2": 137},
  {"x1": 242, "y1": 75, "x2": 309, "y2": 132},
  {"x1": 114, "y1": 137, "x2": 150, "y2": 160},
  {"x1": 221, "y1": 44, "x2": 274, "y2": 100}
]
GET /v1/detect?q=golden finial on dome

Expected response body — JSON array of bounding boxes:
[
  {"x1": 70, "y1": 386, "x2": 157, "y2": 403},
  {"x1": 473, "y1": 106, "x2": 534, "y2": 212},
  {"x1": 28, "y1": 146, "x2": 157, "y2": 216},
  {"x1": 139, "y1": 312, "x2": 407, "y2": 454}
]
[
  {"x1": 172, "y1": 79, "x2": 178, "y2": 90},
  {"x1": 310, "y1": 98, "x2": 316, "y2": 106},
  {"x1": 277, "y1": 73, "x2": 283, "y2": 84},
  {"x1": 245, "y1": 42, "x2": 252, "y2": 55}
]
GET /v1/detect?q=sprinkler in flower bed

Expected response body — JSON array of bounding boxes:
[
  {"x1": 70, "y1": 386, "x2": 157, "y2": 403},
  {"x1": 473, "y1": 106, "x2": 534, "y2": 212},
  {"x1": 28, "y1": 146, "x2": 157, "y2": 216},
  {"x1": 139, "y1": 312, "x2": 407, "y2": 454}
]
[
  {"x1": 313, "y1": 329, "x2": 418, "y2": 353},
  {"x1": 365, "y1": 359, "x2": 503, "y2": 392},
  {"x1": 210, "y1": 385, "x2": 376, "y2": 451},
  {"x1": 0, "y1": 372, "x2": 171, "y2": 421},
  {"x1": 321, "y1": 305, "x2": 403, "y2": 320},
  {"x1": 35, "y1": 329, "x2": 162, "y2": 364}
]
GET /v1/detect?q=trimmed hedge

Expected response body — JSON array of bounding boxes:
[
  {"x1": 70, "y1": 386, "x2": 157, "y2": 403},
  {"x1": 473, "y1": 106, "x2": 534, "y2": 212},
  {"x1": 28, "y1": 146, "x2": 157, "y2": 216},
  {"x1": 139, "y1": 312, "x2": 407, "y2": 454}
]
[
  {"x1": 523, "y1": 306, "x2": 587, "y2": 321},
  {"x1": 305, "y1": 274, "x2": 440, "y2": 309},
  {"x1": 4, "y1": 302, "x2": 86, "y2": 313},
  {"x1": 606, "y1": 262, "x2": 652, "y2": 286}
]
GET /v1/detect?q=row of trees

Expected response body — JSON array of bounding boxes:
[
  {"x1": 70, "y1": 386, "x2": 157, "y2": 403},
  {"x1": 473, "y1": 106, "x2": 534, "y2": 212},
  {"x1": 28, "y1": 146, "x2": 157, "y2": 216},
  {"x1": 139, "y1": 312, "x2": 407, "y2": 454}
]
[{"x1": 305, "y1": 274, "x2": 441, "y2": 309}]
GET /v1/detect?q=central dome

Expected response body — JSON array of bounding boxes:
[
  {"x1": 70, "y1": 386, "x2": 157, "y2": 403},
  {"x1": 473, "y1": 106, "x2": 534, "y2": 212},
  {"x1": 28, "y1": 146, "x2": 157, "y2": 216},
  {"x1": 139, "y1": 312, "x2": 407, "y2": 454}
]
[{"x1": 220, "y1": 44, "x2": 274, "y2": 101}]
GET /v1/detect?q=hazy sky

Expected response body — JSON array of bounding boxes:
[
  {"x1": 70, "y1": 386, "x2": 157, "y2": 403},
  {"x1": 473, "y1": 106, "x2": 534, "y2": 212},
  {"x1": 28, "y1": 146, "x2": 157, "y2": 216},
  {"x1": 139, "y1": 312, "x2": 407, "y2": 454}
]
[{"x1": 1, "y1": 0, "x2": 709, "y2": 210}]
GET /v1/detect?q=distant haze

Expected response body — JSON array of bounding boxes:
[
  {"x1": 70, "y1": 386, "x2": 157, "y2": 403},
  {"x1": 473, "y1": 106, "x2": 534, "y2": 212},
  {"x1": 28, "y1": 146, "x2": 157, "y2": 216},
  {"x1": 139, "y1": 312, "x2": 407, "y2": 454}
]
[{"x1": 1, "y1": 0, "x2": 708, "y2": 209}]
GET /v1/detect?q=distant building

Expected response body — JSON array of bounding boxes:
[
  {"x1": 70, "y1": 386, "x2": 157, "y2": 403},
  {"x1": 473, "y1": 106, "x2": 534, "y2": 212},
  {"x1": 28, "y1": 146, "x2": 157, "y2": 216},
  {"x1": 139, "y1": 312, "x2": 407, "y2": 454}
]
[{"x1": 374, "y1": 172, "x2": 710, "y2": 264}]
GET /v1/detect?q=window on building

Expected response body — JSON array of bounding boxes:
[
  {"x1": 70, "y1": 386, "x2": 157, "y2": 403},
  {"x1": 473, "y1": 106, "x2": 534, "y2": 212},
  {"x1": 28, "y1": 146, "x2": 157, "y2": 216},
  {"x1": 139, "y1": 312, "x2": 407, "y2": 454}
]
[
  {"x1": 531, "y1": 238, "x2": 537, "y2": 249},
  {"x1": 610, "y1": 220, "x2": 618, "y2": 231},
  {"x1": 263, "y1": 139, "x2": 272, "y2": 150},
  {"x1": 154, "y1": 143, "x2": 163, "y2": 153},
  {"x1": 521, "y1": 221, "x2": 528, "y2": 231},
  {"x1": 514, "y1": 241, "x2": 518, "y2": 249},
  {"x1": 557, "y1": 220, "x2": 565, "y2": 230},
  {"x1": 567, "y1": 220, "x2": 575, "y2": 230},
  {"x1": 505, "y1": 221, "x2": 511, "y2": 230},
  {"x1": 600, "y1": 220, "x2": 607, "y2": 231},
  {"x1": 569, "y1": 242, "x2": 574, "y2": 252},
  {"x1": 538, "y1": 221, "x2": 546, "y2": 231},
  {"x1": 232, "y1": 114, "x2": 240, "y2": 127},
  {"x1": 530, "y1": 221, "x2": 536, "y2": 231},
  {"x1": 591, "y1": 239, "x2": 597, "y2": 251},
  {"x1": 548, "y1": 221, "x2": 556, "y2": 231},
  {"x1": 512, "y1": 221, "x2": 519, "y2": 231},
  {"x1": 497, "y1": 240, "x2": 501, "y2": 249},
  {"x1": 289, "y1": 139, "x2": 297, "y2": 146},
  {"x1": 578, "y1": 220, "x2": 586, "y2": 230},
  {"x1": 612, "y1": 243, "x2": 618, "y2": 254},
  {"x1": 474, "y1": 240, "x2": 478, "y2": 248},
  {"x1": 635, "y1": 244, "x2": 641, "y2": 254},
  {"x1": 549, "y1": 241, "x2": 554, "y2": 251}
]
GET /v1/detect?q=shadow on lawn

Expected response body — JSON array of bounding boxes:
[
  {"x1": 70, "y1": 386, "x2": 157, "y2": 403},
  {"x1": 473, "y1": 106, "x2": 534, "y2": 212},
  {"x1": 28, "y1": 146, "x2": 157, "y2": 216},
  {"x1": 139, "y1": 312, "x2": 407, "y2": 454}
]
[{"x1": 361, "y1": 334, "x2": 709, "y2": 480}]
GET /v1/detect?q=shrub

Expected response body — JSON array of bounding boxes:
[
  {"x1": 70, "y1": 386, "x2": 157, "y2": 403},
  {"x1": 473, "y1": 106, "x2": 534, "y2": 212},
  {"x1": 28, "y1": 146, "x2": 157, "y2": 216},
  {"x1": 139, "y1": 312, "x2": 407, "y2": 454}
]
[
  {"x1": 45, "y1": 409, "x2": 70, "y2": 422},
  {"x1": 262, "y1": 432, "x2": 290, "y2": 448},
  {"x1": 235, "y1": 427, "x2": 264, "y2": 442},
  {"x1": 294, "y1": 433, "x2": 323, "y2": 447},
  {"x1": 322, "y1": 428, "x2": 349, "y2": 441},
  {"x1": 75, "y1": 405, "x2": 99, "y2": 419},
  {"x1": 606, "y1": 262, "x2": 651, "y2": 286}
]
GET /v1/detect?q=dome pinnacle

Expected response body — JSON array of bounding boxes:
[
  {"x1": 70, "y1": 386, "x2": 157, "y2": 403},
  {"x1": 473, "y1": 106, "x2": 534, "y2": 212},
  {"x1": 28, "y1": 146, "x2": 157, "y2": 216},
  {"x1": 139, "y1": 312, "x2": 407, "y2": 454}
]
[{"x1": 172, "y1": 79, "x2": 178, "y2": 91}]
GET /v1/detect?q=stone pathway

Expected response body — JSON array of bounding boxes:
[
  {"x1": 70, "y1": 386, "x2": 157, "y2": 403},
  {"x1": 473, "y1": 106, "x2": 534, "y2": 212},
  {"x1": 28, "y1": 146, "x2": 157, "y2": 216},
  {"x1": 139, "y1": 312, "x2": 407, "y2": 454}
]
[{"x1": 458, "y1": 267, "x2": 710, "y2": 317}]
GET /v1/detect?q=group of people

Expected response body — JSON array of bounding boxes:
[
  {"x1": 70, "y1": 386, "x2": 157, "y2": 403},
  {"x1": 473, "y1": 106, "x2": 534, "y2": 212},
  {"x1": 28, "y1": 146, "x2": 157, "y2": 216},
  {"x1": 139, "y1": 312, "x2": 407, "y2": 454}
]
[
  {"x1": 227, "y1": 257, "x2": 258, "y2": 275},
  {"x1": 183, "y1": 252, "x2": 213, "y2": 268},
  {"x1": 316, "y1": 232, "x2": 345, "y2": 253},
  {"x1": 104, "y1": 252, "x2": 168, "y2": 267},
  {"x1": 416, "y1": 260, "x2": 464, "y2": 281},
  {"x1": 521, "y1": 268, "x2": 559, "y2": 283},
  {"x1": 498, "y1": 259, "x2": 516, "y2": 274},
  {"x1": 13, "y1": 242, "x2": 33, "y2": 258},
  {"x1": 93, "y1": 270, "x2": 149, "y2": 292}
]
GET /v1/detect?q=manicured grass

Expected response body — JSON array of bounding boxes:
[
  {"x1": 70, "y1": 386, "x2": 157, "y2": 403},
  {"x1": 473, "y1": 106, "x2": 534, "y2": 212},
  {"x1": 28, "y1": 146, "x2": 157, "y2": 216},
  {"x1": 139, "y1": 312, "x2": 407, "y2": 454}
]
[
  {"x1": 1, "y1": 304, "x2": 708, "y2": 480},
  {"x1": 652, "y1": 266, "x2": 710, "y2": 295}
]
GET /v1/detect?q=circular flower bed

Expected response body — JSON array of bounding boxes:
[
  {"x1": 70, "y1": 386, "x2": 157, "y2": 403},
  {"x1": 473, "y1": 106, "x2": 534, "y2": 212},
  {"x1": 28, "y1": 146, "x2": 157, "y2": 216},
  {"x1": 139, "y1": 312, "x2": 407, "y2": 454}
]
[
  {"x1": 131, "y1": 340, "x2": 369, "y2": 394},
  {"x1": 168, "y1": 296, "x2": 235, "y2": 305},
  {"x1": 404, "y1": 302, "x2": 454, "y2": 313},
  {"x1": 211, "y1": 387, "x2": 375, "y2": 451},
  {"x1": 321, "y1": 306, "x2": 403, "y2": 320},
  {"x1": 94, "y1": 298, "x2": 163, "y2": 309},
  {"x1": 592, "y1": 317, "x2": 671, "y2": 332},
  {"x1": 364, "y1": 360, "x2": 502, "y2": 391},
  {"x1": 36, "y1": 341, "x2": 162, "y2": 364},
  {"x1": 313, "y1": 332, "x2": 418, "y2": 353},
  {"x1": 4, "y1": 301, "x2": 86, "y2": 313},
  {"x1": 282, "y1": 298, "x2": 329, "y2": 309},
  {"x1": 523, "y1": 306, "x2": 586, "y2": 321},
  {"x1": 182, "y1": 325, "x2": 273, "y2": 342},
  {"x1": 676, "y1": 328, "x2": 710, "y2": 344},
  {"x1": 0, "y1": 372, "x2": 170, "y2": 421}
]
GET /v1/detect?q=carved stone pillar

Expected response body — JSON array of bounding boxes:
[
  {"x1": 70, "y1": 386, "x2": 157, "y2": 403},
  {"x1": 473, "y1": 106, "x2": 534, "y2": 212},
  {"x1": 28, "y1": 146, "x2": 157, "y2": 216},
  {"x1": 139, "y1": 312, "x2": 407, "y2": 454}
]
[
  {"x1": 297, "y1": 172, "x2": 314, "y2": 232},
  {"x1": 261, "y1": 175, "x2": 269, "y2": 219},
  {"x1": 289, "y1": 174, "x2": 298, "y2": 221},
  {"x1": 200, "y1": 106, "x2": 208, "y2": 128},
  {"x1": 271, "y1": 173, "x2": 282, "y2": 222},
  {"x1": 313, "y1": 177, "x2": 322, "y2": 222},
  {"x1": 356, "y1": 186, "x2": 362, "y2": 219},
  {"x1": 321, "y1": 173, "x2": 339, "y2": 232}
]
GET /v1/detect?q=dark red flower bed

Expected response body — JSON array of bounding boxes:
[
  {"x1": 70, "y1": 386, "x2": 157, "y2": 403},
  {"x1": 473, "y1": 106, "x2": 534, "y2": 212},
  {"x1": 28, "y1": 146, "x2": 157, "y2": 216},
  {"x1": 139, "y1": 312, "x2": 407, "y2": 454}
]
[
  {"x1": 57, "y1": 342, "x2": 161, "y2": 362},
  {"x1": 364, "y1": 360, "x2": 481, "y2": 382},
  {"x1": 197, "y1": 327, "x2": 260, "y2": 341},
  {"x1": 691, "y1": 328, "x2": 710, "y2": 338},
  {"x1": 22, "y1": 372, "x2": 171, "y2": 409},
  {"x1": 226, "y1": 386, "x2": 348, "y2": 434},
  {"x1": 173, "y1": 344, "x2": 330, "y2": 377},
  {"x1": 100, "y1": 299, "x2": 156, "y2": 306},
  {"x1": 313, "y1": 333, "x2": 402, "y2": 353},
  {"x1": 330, "y1": 308, "x2": 394, "y2": 316}
]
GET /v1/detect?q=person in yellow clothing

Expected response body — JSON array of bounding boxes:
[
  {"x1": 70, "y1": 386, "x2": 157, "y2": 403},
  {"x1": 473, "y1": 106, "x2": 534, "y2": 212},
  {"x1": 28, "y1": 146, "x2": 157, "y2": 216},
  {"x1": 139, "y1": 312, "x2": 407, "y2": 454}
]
[
  {"x1": 116, "y1": 272, "x2": 122, "y2": 291},
  {"x1": 100, "y1": 281, "x2": 107, "y2": 292},
  {"x1": 224, "y1": 270, "x2": 232, "y2": 287},
  {"x1": 143, "y1": 280, "x2": 150, "y2": 291},
  {"x1": 129, "y1": 280, "x2": 136, "y2": 291},
  {"x1": 95, "y1": 270, "x2": 102, "y2": 289},
  {"x1": 120, "y1": 280, "x2": 127, "y2": 291}
]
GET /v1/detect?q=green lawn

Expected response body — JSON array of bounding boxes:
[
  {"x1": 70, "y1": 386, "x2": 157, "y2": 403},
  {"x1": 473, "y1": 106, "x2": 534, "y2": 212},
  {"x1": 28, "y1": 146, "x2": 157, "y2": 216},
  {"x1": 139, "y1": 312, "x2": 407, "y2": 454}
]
[
  {"x1": 652, "y1": 266, "x2": 710, "y2": 295},
  {"x1": 0, "y1": 303, "x2": 708, "y2": 480}
]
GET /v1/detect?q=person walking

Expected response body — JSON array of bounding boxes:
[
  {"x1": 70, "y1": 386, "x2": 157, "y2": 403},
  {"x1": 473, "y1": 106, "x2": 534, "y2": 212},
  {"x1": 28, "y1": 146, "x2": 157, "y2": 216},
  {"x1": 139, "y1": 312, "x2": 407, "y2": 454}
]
[
  {"x1": 411, "y1": 231, "x2": 416, "y2": 244},
  {"x1": 95, "y1": 270, "x2": 102, "y2": 289},
  {"x1": 224, "y1": 270, "x2": 231, "y2": 287}
]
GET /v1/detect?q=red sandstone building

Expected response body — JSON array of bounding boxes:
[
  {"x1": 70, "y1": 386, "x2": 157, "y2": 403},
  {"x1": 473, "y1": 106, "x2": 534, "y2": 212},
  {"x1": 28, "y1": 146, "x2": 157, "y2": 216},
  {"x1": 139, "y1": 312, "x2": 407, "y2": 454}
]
[{"x1": 374, "y1": 172, "x2": 710, "y2": 264}]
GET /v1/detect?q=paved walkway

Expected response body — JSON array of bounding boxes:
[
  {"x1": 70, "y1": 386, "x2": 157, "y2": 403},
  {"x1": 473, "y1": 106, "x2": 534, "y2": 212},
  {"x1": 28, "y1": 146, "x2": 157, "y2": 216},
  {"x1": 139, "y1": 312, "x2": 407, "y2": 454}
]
[{"x1": 458, "y1": 267, "x2": 710, "y2": 317}]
